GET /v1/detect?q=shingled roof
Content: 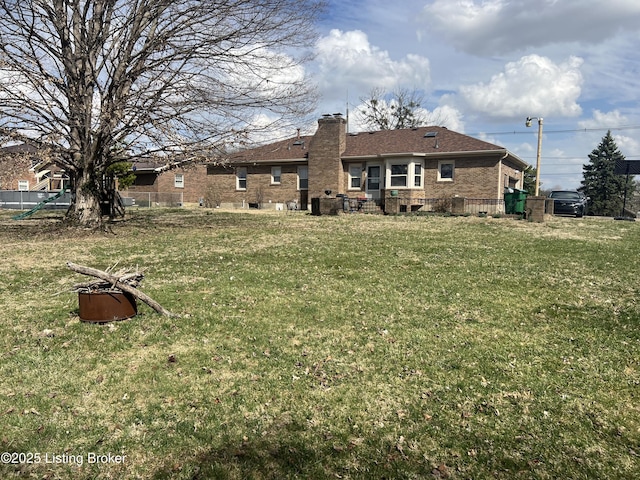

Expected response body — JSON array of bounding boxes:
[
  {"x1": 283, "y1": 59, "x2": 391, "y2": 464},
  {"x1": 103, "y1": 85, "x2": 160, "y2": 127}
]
[
  {"x1": 230, "y1": 136, "x2": 312, "y2": 163},
  {"x1": 230, "y1": 126, "x2": 527, "y2": 167},
  {"x1": 343, "y1": 126, "x2": 505, "y2": 157}
]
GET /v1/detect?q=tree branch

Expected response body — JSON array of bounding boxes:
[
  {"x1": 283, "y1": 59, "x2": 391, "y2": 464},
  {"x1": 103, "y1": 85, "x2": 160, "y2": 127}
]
[{"x1": 67, "y1": 262, "x2": 178, "y2": 317}]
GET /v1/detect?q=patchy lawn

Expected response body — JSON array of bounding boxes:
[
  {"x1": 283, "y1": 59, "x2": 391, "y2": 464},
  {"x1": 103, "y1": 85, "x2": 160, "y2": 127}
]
[{"x1": 0, "y1": 209, "x2": 638, "y2": 479}]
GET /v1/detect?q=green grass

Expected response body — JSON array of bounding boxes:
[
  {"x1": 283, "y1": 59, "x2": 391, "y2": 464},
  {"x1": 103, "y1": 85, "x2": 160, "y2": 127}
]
[{"x1": 0, "y1": 209, "x2": 638, "y2": 479}]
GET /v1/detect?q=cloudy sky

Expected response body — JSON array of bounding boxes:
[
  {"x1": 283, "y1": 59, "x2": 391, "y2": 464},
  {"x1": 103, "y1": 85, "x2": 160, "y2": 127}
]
[{"x1": 305, "y1": 0, "x2": 640, "y2": 190}]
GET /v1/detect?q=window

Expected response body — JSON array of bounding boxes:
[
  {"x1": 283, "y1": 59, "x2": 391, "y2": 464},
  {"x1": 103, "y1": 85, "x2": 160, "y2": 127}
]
[
  {"x1": 390, "y1": 164, "x2": 408, "y2": 187},
  {"x1": 349, "y1": 164, "x2": 361, "y2": 189},
  {"x1": 385, "y1": 161, "x2": 423, "y2": 189},
  {"x1": 438, "y1": 161, "x2": 454, "y2": 181},
  {"x1": 174, "y1": 174, "x2": 184, "y2": 188},
  {"x1": 18, "y1": 180, "x2": 29, "y2": 191},
  {"x1": 414, "y1": 164, "x2": 422, "y2": 187},
  {"x1": 236, "y1": 167, "x2": 247, "y2": 190},
  {"x1": 271, "y1": 166, "x2": 281, "y2": 185},
  {"x1": 297, "y1": 165, "x2": 308, "y2": 190}
]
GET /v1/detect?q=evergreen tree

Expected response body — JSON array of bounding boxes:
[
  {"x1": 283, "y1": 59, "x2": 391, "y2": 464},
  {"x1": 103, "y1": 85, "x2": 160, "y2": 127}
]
[
  {"x1": 579, "y1": 131, "x2": 635, "y2": 216},
  {"x1": 522, "y1": 165, "x2": 538, "y2": 193}
]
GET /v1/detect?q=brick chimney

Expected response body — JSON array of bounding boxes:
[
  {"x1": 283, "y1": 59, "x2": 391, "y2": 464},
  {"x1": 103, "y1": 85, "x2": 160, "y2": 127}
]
[{"x1": 307, "y1": 114, "x2": 347, "y2": 199}]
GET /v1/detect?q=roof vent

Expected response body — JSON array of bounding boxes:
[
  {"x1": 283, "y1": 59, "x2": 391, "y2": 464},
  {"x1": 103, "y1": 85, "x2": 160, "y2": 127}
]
[{"x1": 424, "y1": 132, "x2": 438, "y2": 138}]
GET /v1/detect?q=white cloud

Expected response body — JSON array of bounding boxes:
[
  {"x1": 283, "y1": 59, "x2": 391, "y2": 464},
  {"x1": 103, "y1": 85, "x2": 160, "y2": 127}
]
[
  {"x1": 314, "y1": 29, "x2": 431, "y2": 104},
  {"x1": 577, "y1": 110, "x2": 640, "y2": 156},
  {"x1": 578, "y1": 109, "x2": 629, "y2": 130},
  {"x1": 420, "y1": 0, "x2": 640, "y2": 55},
  {"x1": 429, "y1": 105, "x2": 465, "y2": 132},
  {"x1": 458, "y1": 54, "x2": 583, "y2": 119}
]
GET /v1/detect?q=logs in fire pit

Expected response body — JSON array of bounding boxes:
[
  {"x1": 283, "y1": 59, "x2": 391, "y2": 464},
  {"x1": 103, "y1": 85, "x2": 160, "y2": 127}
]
[{"x1": 68, "y1": 262, "x2": 177, "y2": 322}]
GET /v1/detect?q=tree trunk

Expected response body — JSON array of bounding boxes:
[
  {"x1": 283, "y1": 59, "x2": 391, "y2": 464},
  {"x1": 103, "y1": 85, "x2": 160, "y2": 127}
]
[{"x1": 65, "y1": 168, "x2": 104, "y2": 228}]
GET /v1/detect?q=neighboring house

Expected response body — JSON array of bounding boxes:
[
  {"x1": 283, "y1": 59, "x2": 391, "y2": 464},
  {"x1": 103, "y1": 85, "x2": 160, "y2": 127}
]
[
  {"x1": 0, "y1": 143, "x2": 68, "y2": 191},
  {"x1": 125, "y1": 159, "x2": 210, "y2": 207},
  {"x1": 123, "y1": 114, "x2": 528, "y2": 212}
]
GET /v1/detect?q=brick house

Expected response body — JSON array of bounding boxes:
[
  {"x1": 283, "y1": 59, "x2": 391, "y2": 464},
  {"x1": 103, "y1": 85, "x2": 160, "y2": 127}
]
[
  {"x1": 124, "y1": 114, "x2": 528, "y2": 212},
  {"x1": 0, "y1": 144, "x2": 68, "y2": 191}
]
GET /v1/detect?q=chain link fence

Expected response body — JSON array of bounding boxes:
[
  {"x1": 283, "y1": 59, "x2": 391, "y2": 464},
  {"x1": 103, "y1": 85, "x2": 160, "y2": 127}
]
[{"x1": 122, "y1": 192, "x2": 184, "y2": 208}]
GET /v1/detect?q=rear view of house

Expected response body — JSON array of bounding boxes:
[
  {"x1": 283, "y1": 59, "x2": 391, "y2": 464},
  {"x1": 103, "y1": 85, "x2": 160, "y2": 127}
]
[{"x1": 124, "y1": 114, "x2": 528, "y2": 214}]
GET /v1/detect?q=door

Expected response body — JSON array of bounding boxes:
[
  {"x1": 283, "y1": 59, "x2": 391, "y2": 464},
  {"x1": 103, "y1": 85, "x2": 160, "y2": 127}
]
[{"x1": 366, "y1": 165, "x2": 382, "y2": 199}]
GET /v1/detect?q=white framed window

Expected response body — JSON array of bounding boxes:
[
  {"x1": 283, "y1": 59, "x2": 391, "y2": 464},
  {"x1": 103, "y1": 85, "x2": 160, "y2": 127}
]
[
  {"x1": 297, "y1": 165, "x2": 308, "y2": 190},
  {"x1": 349, "y1": 164, "x2": 362, "y2": 189},
  {"x1": 414, "y1": 164, "x2": 423, "y2": 187},
  {"x1": 18, "y1": 180, "x2": 29, "y2": 191},
  {"x1": 271, "y1": 166, "x2": 281, "y2": 185},
  {"x1": 384, "y1": 161, "x2": 424, "y2": 189},
  {"x1": 174, "y1": 173, "x2": 184, "y2": 188},
  {"x1": 438, "y1": 161, "x2": 455, "y2": 182},
  {"x1": 236, "y1": 167, "x2": 247, "y2": 190},
  {"x1": 389, "y1": 163, "x2": 408, "y2": 187}
]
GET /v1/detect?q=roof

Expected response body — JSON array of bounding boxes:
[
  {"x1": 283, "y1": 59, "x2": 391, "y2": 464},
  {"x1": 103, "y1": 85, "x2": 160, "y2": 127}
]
[
  {"x1": 229, "y1": 126, "x2": 528, "y2": 168},
  {"x1": 343, "y1": 126, "x2": 503, "y2": 157},
  {"x1": 230, "y1": 136, "x2": 312, "y2": 163},
  {"x1": 0, "y1": 143, "x2": 40, "y2": 155}
]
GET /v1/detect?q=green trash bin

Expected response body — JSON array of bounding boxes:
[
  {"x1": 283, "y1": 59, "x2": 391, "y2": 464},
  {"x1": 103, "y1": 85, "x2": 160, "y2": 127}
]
[
  {"x1": 514, "y1": 189, "x2": 527, "y2": 214},
  {"x1": 504, "y1": 188, "x2": 527, "y2": 214}
]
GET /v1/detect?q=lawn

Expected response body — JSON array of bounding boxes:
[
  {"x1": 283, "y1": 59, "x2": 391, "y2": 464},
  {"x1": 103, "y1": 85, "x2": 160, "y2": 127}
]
[{"x1": 0, "y1": 209, "x2": 638, "y2": 479}]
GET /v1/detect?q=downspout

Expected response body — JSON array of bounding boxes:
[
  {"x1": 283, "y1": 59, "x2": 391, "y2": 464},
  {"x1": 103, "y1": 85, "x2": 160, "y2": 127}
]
[{"x1": 498, "y1": 151, "x2": 508, "y2": 200}]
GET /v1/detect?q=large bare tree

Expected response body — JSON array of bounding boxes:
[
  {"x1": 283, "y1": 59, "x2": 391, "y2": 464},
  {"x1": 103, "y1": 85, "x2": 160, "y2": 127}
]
[
  {"x1": 357, "y1": 87, "x2": 449, "y2": 131},
  {"x1": 0, "y1": 0, "x2": 323, "y2": 227}
]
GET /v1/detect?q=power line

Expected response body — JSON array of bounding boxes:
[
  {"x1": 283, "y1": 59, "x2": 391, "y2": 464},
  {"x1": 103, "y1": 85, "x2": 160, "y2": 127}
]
[{"x1": 470, "y1": 125, "x2": 640, "y2": 137}]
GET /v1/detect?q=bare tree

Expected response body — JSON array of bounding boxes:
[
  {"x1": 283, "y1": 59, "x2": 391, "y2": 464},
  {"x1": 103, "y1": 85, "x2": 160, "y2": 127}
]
[
  {"x1": 357, "y1": 87, "x2": 449, "y2": 131},
  {"x1": 0, "y1": 0, "x2": 323, "y2": 227}
]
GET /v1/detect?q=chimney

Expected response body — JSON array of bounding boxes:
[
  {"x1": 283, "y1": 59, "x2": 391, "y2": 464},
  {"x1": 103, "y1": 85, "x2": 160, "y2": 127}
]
[{"x1": 307, "y1": 114, "x2": 347, "y2": 199}]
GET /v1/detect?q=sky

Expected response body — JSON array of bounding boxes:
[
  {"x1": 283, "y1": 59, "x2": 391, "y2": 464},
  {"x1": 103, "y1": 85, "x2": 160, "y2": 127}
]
[{"x1": 304, "y1": 0, "x2": 640, "y2": 190}]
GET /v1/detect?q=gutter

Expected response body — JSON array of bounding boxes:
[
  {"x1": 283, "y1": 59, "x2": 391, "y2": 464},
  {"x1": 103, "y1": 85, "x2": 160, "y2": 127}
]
[{"x1": 342, "y1": 149, "x2": 524, "y2": 161}]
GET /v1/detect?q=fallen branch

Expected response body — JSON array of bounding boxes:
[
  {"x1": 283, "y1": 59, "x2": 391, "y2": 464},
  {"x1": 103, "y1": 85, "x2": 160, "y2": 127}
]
[
  {"x1": 73, "y1": 272, "x2": 144, "y2": 291},
  {"x1": 67, "y1": 262, "x2": 178, "y2": 317}
]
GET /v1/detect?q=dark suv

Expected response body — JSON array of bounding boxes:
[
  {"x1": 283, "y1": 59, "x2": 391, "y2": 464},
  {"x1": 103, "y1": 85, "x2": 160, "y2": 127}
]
[{"x1": 548, "y1": 190, "x2": 587, "y2": 217}]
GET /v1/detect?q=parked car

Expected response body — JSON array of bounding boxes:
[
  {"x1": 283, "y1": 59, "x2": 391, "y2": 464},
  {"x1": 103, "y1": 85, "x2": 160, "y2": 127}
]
[{"x1": 548, "y1": 190, "x2": 587, "y2": 217}]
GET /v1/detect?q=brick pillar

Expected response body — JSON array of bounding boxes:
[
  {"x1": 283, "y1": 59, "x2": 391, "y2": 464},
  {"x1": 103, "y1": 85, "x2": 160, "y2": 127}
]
[
  {"x1": 451, "y1": 197, "x2": 465, "y2": 215},
  {"x1": 385, "y1": 196, "x2": 400, "y2": 214},
  {"x1": 526, "y1": 196, "x2": 547, "y2": 222},
  {"x1": 308, "y1": 115, "x2": 346, "y2": 200}
]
